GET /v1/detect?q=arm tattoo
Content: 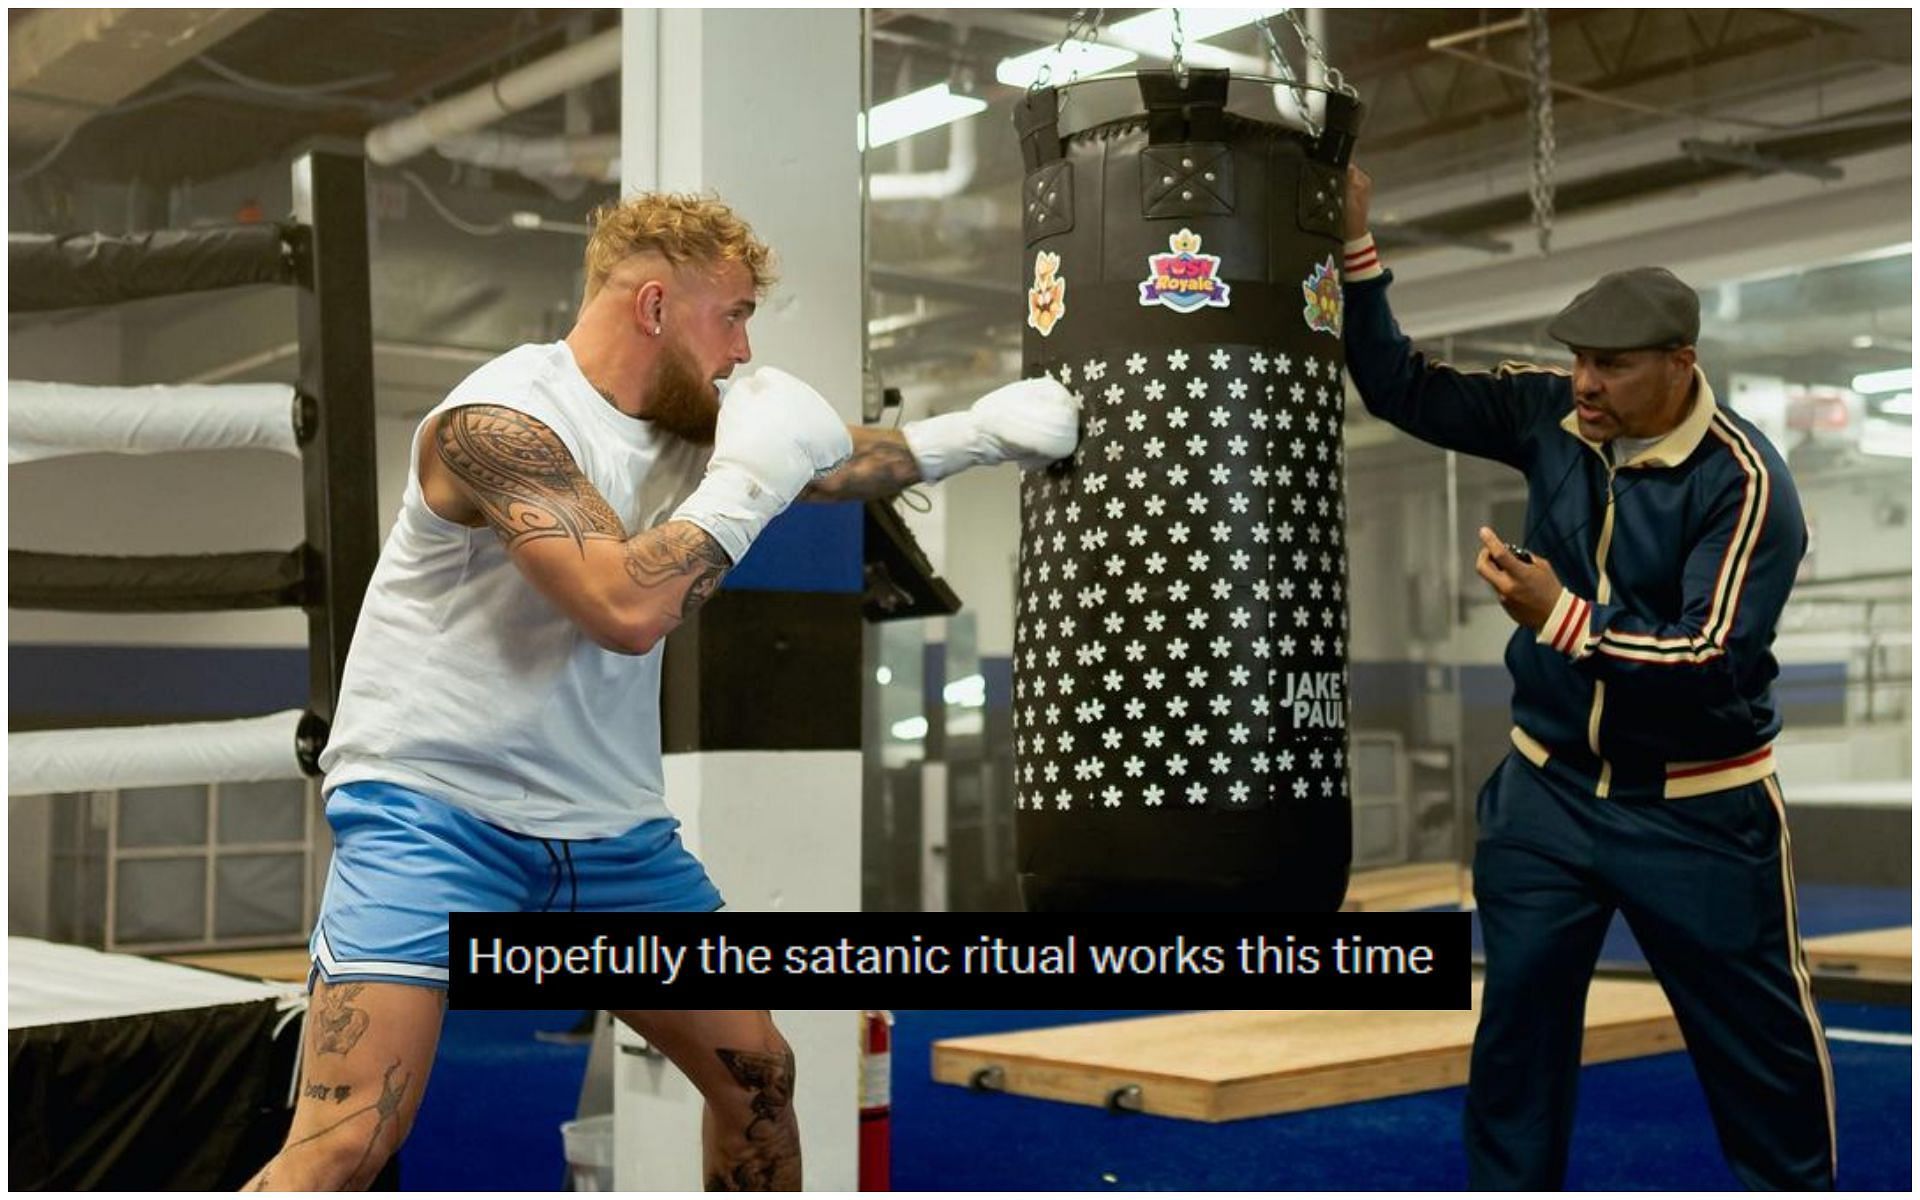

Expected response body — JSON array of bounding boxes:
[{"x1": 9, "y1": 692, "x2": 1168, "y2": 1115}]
[
  {"x1": 707, "y1": 1047, "x2": 801, "y2": 1191},
  {"x1": 436, "y1": 405, "x2": 628, "y2": 551},
  {"x1": 800, "y1": 434, "x2": 920, "y2": 502},
  {"x1": 625, "y1": 524, "x2": 733, "y2": 619},
  {"x1": 314, "y1": 983, "x2": 371, "y2": 1057}
]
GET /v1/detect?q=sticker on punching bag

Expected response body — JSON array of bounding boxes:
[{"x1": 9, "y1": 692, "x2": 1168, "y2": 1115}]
[
  {"x1": 1138, "y1": 228, "x2": 1231, "y2": 312},
  {"x1": 1028, "y1": 250, "x2": 1066, "y2": 337},
  {"x1": 1301, "y1": 255, "x2": 1343, "y2": 336}
]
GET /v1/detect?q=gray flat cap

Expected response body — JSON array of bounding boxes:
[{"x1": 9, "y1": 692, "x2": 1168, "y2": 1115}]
[{"x1": 1546, "y1": 266, "x2": 1700, "y2": 350}]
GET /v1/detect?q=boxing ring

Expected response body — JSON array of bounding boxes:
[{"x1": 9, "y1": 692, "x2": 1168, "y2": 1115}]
[
  {"x1": 9, "y1": 150, "x2": 378, "y2": 1187},
  {"x1": 9, "y1": 938, "x2": 306, "y2": 1190}
]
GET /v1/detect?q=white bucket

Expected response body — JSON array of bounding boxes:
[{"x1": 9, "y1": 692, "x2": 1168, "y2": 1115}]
[{"x1": 560, "y1": 1113, "x2": 616, "y2": 1191}]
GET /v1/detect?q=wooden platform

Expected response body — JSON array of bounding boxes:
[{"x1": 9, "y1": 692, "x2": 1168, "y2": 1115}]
[
  {"x1": 1342, "y1": 863, "x2": 1470, "y2": 912},
  {"x1": 933, "y1": 981, "x2": 1681, "y2": 1123},
  {"x1": 162, "y1": 947, "x2": 312, "y2": 984},
  {"x1": 1803, "y1": 926, "x2": 1910, "y2": 984}
]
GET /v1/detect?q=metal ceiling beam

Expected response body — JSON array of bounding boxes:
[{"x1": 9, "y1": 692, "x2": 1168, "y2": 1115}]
[
  {"x1": 9, "y1": 8, "x2": 271, "y2": 148},
  {"x1": 368, "y1": 11, "x2": 583, "y2": 107},
  {"x1": 1369, "y1": 64, "x2": 1911, "y2": 227},
  {"x1": 1383, "y1": 144, "x2": 1912, "y2": 339},
  {"x1": 1779, "y1": 8, "x2": 1915, "y2": 63},
  {"x1": 1360, "y1": 9, "x2": 1832, "y2": 154},
  {"x1": 1680, "y1": 138, "x2": 1845, "y2": 182}
]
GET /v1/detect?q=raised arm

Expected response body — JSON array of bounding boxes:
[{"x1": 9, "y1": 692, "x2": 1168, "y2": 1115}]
[
  {"x1": 1341, "y1": 165, "x2": 1565, "y2": 469},
  {"x1": 431, "y1": 404, "x2": 730, "y2": 656}
]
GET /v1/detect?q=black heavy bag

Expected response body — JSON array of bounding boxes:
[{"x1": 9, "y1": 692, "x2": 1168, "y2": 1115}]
[{"x1": 1012, "y1": 71, "x2": 1362, "y2": 912}]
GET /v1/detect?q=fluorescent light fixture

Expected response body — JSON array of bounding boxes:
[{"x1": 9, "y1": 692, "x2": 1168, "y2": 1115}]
[
  {"x1": 998, "y1": 7, "x2": 1282, "y2": 83},
  {"x1": 890, "y1": 715, "x2": 929, "y2": 741},
  {"x1": 996, "y1": 39, "x2": 1136, "y2": 88},
  {"x1": 1109, "y1": 7, "x2": 1284, "y2": 45},
  {"x1": 1879, "y1": 393, "x2": 1913, "y2": 416},
  {"x1": 942, "y1": 673, "x2": 986, "y2": 708},
  {"x1": 997, "y1": 8, "x2": 1285, "y2": 86},
  {"x1": 1858, "y1": 417, "x2": 1912, "y2": 458},
  {"x1": 507, "y1": 211, "x2": 592, "y2": 236},
  {"x1": 859, "y1": 83, "x2": 987, "y2": 150},
  {"x1": 1851, "y1": 367, "x2": 1913, "y2": 394}
]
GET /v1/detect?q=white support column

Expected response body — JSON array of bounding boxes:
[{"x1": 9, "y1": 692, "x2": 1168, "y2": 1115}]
[
  {"x1": 613, "y1": 11, "x2": 864, "y2": 1192},
  {"x1": 614, "y1": 1007, "x2": 862, "y2": 1192},
  {"x1": 618, "y1": 10, "x2": 660, "y2": 192},
  {"x1": 650, "y1": 7, "x2": 864, "y2": 418}
]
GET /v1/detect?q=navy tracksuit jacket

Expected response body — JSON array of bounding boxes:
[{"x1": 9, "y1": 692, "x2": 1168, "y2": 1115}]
[{"x1": 1341, "y1": 235, "x2": 1836, "y2": 1190}]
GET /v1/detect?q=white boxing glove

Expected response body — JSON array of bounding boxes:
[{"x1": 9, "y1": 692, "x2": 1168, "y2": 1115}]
[
  {"x1": 670, "y1": 366, "x2": 853, "y2": 564},
  {"x1": 902, "y1": 376, "x2": 1081, "y2": 483}
]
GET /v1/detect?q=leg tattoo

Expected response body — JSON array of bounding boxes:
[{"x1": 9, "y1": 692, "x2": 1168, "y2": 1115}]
[
  {"x1": 285, "y1": 1058, "x2": 414, "y2": 1184},
  {"x1": 313, "y1": 983, "x2": 372, "y2": 1057},
  {"x1": 706, "y1": 1048, "x2": 801, "y2": 1191}
]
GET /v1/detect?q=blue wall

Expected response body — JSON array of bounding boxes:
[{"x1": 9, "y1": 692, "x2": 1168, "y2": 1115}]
[
  {"x1": 5, "y1": 640, "x2": 1852, "y2": 734},
  {"x1": 9, "y1": 644, "x2": 309, "y2": 722}
]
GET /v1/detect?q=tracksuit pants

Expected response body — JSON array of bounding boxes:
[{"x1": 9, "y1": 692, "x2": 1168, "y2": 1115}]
[{"x1": 1465, "y1": 751, "x2": 1837, "y2": 1190}]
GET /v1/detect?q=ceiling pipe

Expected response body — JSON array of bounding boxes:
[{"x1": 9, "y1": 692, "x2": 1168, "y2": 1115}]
[
  {"x1": 870, "y1": 113, "x2": 978, "y2": 201},
  {"x1": 434, "y1": 131, "x2": 622, "y2": 184},
  {"x1": 364, "y1": 26, "x2": 622, "y2": 166}
]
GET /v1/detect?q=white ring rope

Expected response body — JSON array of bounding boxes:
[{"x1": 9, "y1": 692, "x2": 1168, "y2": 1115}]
[
  {"x1": 8, "y1": 380, "x2": 301, "y2": 464},
  {"x1": 8, "y1": 709, "x2": 307, "y2": 795}
]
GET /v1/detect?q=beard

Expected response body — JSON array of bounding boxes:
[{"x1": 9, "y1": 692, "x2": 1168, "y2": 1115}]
[{"x1": 644, "y1": 337, "x2": 720, "y2": 444}]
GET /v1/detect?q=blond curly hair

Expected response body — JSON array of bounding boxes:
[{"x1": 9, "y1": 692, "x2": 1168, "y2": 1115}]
[{"x1": 581, "y1": 192, "x2": 776, "y2": 302}]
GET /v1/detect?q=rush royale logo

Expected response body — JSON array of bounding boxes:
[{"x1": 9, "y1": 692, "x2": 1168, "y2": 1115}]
[{"x1": 1138, "y1": 228, "x2": 1231, "y2": 312}]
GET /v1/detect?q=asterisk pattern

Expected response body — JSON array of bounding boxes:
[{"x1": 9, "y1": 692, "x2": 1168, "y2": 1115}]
[{"x1": 1013, "y1": 345, "x2": 1351, "y2": 812}]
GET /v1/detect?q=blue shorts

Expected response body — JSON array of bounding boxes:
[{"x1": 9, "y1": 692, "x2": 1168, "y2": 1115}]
[{"x1": 311, "y1": 781, "x2": 722, "y2": 988}]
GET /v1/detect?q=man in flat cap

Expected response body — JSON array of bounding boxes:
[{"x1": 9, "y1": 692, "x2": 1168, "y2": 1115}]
[{"x1": 1338, "y1": 165, "x2": 1833, "y2": 1189}]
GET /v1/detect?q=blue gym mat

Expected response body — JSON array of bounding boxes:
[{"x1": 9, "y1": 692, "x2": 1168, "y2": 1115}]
[
  {"x1": 399, "y1": 881, "x2": 1909, "y2": 1190},
  {"x1": 1462, "y1": 881, "x2": 1914, "y2": 967},
  {"x1": 889, "y1": 1001, "x2": 1910, "y2": 1191},
  {"x1": 400, "y1": 1010, "x2": 592, "y2": 1191}
]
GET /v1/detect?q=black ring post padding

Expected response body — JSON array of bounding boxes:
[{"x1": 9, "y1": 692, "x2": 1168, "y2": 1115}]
[
  {"x1": 1312, "y1": 93, "x2": 1365, "y2": 167},
  {"x1": 9, "y1": 549, "x2": 309, "y2": 612},
  {"x1": 1014, "y1": 87, "x2": 1064, "y2": 170},
  {"x1": 294, "y1": 709, "x2": 330, "y2": 777},
  {"x1": 293, "y1": 148, "x2": 380, "y2": 729},
  {"x1": 1137, "y1": 68, "x2": 1231, "y2": 145},
  {"x1": 7, "y1": 223, "x2": 296, "y2": 313}
]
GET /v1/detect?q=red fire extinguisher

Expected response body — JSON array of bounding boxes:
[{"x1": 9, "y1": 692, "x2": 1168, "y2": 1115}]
[{"x1": 858, "y1": 1010, "x2": 892, "y2": 1191}]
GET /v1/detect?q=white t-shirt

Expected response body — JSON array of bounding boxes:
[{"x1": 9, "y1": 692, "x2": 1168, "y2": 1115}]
[
  {"x1": 1610, "y1": 432, "x2": 1663, "y2": 466},
  {"x1": 320, "y1": 342, "x2": 711, "y2": 838}
]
